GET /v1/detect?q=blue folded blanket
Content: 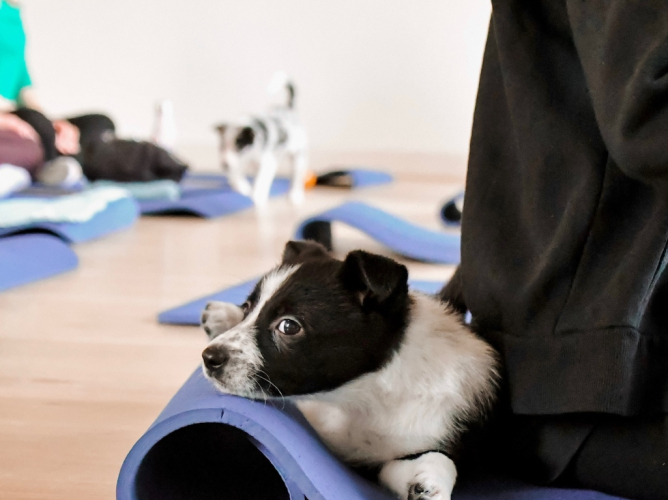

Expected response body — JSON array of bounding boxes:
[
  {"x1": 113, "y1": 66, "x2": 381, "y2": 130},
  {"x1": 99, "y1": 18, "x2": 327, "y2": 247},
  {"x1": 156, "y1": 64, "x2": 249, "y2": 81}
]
[
  {"x1": 0, "y1": 186, "x2": 129, "y2": 228},
  {"x1": 0, "y1": 195, "x2": 139, "y2": 243}
]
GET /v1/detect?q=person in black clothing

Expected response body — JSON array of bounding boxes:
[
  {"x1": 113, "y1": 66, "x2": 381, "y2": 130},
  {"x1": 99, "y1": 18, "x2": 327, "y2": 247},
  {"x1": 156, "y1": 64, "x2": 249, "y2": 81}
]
[
  {"x1": 442, "y1": 2, "x2": 668, "y2": 499},
  {"x1": 11, "y1": 108, "x2": 188, "y2": 183},
  {"x1": 11, "y1": 107, "x2": 115, "y2": 165}
]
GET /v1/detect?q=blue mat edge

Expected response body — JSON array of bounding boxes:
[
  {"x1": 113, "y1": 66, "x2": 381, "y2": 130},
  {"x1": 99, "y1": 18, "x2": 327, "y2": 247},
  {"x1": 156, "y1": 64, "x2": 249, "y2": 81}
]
[
  {"x1": 0, "y1": 233, "x2": 79, "y2": 292},
  {"x1": 139, "y1": 177, "x2": 291, "y2": 218},
  {"x1": 0, "y1": 196, "x2": 139, "y2": 243},
  {"x1": 294, "y1": 201, "x2": 461, "y2": 264}
]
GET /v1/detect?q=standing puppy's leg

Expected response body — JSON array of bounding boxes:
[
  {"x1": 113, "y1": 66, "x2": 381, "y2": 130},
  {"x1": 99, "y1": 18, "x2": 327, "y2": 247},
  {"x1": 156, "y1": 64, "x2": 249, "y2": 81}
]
[
  {"x1": 289, "y1": 150, "x2": 308, "y2": 205},
  {"x1": 252, "y1": 152, "x2": 278, "y2": 206},
  {"x1": 379, "y1": 453, "x2": 457, "y2": 500},
  {"x1": 224, "y1": 150, "x2": 253, "y2": 196}
]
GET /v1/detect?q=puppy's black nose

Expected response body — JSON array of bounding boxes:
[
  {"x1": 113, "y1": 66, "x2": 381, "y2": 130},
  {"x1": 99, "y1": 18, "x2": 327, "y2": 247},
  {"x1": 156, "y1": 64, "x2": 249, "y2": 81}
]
[{"x1": 202, "y1": 345, "x2": 230, "y2": 371}]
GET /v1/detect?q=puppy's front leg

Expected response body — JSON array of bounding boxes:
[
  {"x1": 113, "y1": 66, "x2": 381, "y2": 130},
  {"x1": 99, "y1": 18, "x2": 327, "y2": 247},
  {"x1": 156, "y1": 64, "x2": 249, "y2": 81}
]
[
  {"x1": 288, "y1": 150, "x2": 307, "y2": 205},
  {"x1": 379, "y1": 452, "x2": 457, "y2": 500},
  {"x1": 252, "y1": 153, "x2": 278, "y2": 206},
  {"x1": 201, "y1": 302, "x2": 244, "y2": 340},
  {"x1": 224, "y1": 151, "x2": 253, "y2": 196},
  {"x1": 296, "y1": 399, "x2": 352, "y2": 458}
]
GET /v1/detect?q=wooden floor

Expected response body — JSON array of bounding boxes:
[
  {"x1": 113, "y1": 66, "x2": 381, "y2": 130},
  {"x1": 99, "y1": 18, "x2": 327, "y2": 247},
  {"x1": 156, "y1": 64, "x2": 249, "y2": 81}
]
[{"x1": 0, "y1": 151, "x2": 466, "y2": 500}]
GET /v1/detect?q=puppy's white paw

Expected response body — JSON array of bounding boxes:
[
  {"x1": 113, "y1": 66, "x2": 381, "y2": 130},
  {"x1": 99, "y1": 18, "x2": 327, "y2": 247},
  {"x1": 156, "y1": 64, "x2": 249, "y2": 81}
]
[
  {"x1": 251, "y1": 189, "x2": 271, "y2": 207},
  {"x1": 379, "y1": 452, "x2": 456, "y2": 500},
  {"x1": 289, "y1": 187, "x2": 305, "y2": 205},
  {"x1": 201, "y1": 301, "x2": 244, "y2": 340},
  {"x1": 229, "y1": 177, "x2": 253, "y2": 196}
]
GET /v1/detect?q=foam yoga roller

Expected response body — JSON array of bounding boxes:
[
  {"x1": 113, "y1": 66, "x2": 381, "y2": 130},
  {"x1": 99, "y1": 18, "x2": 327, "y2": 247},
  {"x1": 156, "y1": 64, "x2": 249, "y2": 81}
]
[
  {"x1": 0, "y1": 233, "x2": 78, "y2": 291},
  {"x1": 122, "y1": 276, "x2": 627, "y2": 500},
  {"x1": 295, "y1": 202, "x2": 461, "y2": 264}
]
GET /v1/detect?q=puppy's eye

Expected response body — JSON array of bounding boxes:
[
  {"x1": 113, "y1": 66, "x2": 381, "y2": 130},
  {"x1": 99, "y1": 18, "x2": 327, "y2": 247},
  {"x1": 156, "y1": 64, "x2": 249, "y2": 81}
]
[
  {"x1": 241, "y1": 301, "x2": 251, "y2": 316},
  {"x1": 276, "y1": 318, "x2": 302, "y2": 336}
]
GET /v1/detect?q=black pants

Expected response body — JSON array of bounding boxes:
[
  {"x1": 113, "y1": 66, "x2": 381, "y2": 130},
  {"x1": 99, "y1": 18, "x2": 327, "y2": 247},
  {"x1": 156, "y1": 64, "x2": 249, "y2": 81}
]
[
  {"x1": 11, "y1": 107, "x2": 115, "y2": 163},
  {"x1": 568, "y1": 414, "x2": 668, "y2": 500},
  {"x1": 11, "y1": 108, "x2": 187, "y2": 182},
  {"x1": 485, "y1": 412, "x2": 668, "y2": 500}
]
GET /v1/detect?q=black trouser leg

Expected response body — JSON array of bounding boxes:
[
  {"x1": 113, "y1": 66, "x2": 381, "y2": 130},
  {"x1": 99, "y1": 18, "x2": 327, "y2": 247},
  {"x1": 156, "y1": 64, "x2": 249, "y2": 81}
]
[
  {"x1": 11, "y1": 109, "x2": 116, "y2": 166},
  {"x1": 11, "y1": 107, "x2": 58, "y2": 161},
  {"x1": 563, "y1": 414, "x2": 668, "y2": 500},
  {"x1": 66, "y1": 113, "x2": 115, "y2": 151}
]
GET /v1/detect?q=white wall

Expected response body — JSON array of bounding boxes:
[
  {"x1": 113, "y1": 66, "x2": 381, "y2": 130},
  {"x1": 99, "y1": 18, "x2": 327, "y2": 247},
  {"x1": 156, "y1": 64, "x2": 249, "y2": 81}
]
[{"x1": 21, "y1": 0, "x2": 491, "y2": 163}]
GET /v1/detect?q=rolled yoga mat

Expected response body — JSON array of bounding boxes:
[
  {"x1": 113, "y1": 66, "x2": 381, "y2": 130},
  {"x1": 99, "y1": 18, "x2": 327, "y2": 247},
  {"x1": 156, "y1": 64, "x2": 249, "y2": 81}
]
[
  {"x1": 138, "y1": 173, "x2": 291, "y2": 218},
  {"x1": 158, "y1": 278, "x2": 445, "y2": 326},
  {"x1": 0, "y1": 196, "x2": 139, "y2": 244},
  {"x1": 120, "y1": 333, "x2": 627, "y2": 500},
  {"x1": 295, "y1": 202, "x2": 461, "y2": 264},
  {"x1": 315, "y1": 168, "x2": 393, "y2": 189},
  {"x1": 0, "y1": 233, "x2": 78, "y2": 291}
]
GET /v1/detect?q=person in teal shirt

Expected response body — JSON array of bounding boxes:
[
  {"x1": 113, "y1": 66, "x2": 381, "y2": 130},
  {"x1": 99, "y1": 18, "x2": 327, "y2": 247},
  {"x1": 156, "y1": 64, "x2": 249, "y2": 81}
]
[
  {"x1": 0, "y1": 0, "x2": 108, "y2": 183},
  {"x1": 0, "y1": 0, "x2": 187, "y2": 185},
  {"x1": 0, "y1": 0, "x2": 35, "y2": 110},
  {"x1": 0, "y1": 0, "x2": 85, "y2": 161}
]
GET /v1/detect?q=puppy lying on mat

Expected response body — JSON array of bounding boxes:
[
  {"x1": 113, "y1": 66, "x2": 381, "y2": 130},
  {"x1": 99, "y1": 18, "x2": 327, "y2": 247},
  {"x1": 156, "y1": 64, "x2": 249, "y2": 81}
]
[{"x1": 200, "y1": 241, "x2": 498, "y2": 500}]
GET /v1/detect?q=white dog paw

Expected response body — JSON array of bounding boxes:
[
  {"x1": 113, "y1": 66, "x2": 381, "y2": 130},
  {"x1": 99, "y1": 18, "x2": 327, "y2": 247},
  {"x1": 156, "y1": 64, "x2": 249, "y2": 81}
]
[
  {"x1": 379, "y1": 452, "x2": 456, "y2": 500},
  {"x1": 201, "y1": 301, "x2": 244, "y2": 339},
  {"x1": 230, "y1": 177, "x2": 253, "y2": 197},
  {"x1": 289, "y1": 187, "x2": 305, "y2": 205},
  {"x1": 251, "y1": 194, "x2": 270, "y2": 207},
  {"x1": 406, "y1": 477, "x2": 447, "y2": 500}
]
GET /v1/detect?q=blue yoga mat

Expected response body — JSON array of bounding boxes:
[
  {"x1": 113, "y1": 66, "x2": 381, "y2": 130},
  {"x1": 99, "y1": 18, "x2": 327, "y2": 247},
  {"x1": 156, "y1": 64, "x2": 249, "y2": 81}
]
[
  {"x1": 139, "y1": 174, "x2": 291, "y2": 217},
  {"x1": 345, "y1": 169, "x2": 393, "y2": 188},
  {"x1": 158, "y1": 278, "x2": 444, "y2": 326},
  {"x1": 295, "y1": 202, "x2": 461, "y2": 264},
  {"x1": 0, "y1": 197, "x2": 139, "y2": 244},
  {"x1": 117, "y1": 366, "x2": 627, "y2": 500},
  {"x1": 0, "y1": 233, "x2": 78, "y2": 292},
  {"x1": 441, "y1": 191, "x2": 465, "y2": 227}
]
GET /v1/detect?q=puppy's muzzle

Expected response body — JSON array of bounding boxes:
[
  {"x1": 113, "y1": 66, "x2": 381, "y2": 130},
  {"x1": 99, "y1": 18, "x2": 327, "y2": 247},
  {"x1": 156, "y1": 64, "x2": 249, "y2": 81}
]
[{"x1": 202, "y1": 345, "x2": 231, "y2": 372}]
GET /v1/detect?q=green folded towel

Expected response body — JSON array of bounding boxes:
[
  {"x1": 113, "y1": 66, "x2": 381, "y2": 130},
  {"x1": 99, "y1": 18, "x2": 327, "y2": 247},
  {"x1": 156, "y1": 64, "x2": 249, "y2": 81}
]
[
  {"x1": 0, "y1": 186, "x2": 130, "y2": 228},
  {"x1": 92, "y1": 180, "x2": 181, "y2": 201}
]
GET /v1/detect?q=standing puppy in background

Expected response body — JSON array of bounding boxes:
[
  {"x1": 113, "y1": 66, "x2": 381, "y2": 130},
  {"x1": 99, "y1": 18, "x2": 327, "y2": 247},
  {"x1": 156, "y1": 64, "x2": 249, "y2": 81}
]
[{"x1": 215, "y1": 73, "x2": 308, "y2": 206}]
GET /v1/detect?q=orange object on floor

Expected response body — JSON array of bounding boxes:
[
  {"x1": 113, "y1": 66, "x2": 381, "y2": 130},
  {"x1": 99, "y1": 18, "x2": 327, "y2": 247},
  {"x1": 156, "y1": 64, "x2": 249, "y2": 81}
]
[{"x1": 304, "y1": 171, "x2": 318, "y2": 189}]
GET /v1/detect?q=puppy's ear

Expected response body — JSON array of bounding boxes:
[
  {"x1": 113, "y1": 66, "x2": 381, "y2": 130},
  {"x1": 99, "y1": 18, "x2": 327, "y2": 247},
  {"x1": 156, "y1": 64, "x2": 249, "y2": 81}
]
[
  {"x1": 339, "y1": 250, "x2": 408, "y2": 305},
  {"x1": 214, "y1": 124, "x2": 227, "y2": 134},
  {"x1": 282, "y1": 240, "x2": 330, "y2": 265}
]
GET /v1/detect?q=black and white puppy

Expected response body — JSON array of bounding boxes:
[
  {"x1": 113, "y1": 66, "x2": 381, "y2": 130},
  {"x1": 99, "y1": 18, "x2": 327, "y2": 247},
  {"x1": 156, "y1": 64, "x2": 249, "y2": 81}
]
[
  {"x1": 201, "y1": 241, "x2": 498, "y2": 500},
  {"x1": 215, "y1": 73, "x2": 308, "y2": 206}
]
